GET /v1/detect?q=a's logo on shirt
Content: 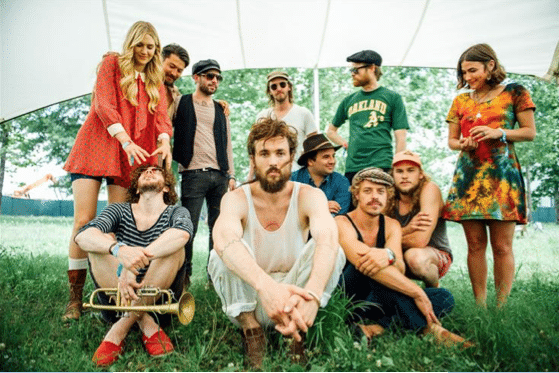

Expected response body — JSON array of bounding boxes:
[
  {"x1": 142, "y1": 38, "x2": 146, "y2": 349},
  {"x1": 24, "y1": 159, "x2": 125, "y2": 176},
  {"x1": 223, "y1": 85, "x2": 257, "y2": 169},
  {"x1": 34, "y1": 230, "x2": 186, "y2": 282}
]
[{"x1": 347, "y1": 99, "x2": 387, "y2": 128}]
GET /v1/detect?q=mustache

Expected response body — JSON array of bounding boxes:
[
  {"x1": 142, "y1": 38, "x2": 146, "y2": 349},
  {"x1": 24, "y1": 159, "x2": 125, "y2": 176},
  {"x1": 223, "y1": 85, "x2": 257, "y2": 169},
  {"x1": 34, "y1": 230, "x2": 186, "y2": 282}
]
[{"x1": 266, "y1": 166, "x2": 281, "y2": 175}]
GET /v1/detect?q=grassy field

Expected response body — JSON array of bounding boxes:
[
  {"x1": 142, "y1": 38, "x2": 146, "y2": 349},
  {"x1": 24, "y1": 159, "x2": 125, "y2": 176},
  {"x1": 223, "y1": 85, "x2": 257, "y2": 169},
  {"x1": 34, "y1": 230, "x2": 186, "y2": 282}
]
[{"x1": 1, "y1": 215, "x2": 558, "y2": 371}]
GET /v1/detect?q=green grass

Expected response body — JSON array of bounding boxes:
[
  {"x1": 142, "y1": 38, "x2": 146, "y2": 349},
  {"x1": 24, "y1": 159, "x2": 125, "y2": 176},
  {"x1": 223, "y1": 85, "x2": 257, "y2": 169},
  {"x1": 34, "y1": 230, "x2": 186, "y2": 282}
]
[{"x1": 1, "y1": 215, "x2": 558, "y2": 371}]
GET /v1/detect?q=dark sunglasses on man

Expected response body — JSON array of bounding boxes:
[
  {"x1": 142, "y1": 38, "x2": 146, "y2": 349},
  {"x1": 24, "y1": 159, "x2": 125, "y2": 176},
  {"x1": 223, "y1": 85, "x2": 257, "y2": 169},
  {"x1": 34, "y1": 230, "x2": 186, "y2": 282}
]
[
  {"x1": 200, "y1": 72, "x2": 223, "y2": 82},
  {"x1": 270, "y1": 81, "x2": 288, "y2": 91},
  {"x1": 349, "y1": 65, "x2": 370, "y2": 75}
]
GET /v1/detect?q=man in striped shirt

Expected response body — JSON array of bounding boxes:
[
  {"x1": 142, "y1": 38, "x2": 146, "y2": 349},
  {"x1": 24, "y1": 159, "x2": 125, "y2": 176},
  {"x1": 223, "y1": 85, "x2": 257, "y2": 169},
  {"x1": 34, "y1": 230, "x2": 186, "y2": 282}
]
[{"x1": 75, "y1": 164, "x2": 193, "y2": 366}]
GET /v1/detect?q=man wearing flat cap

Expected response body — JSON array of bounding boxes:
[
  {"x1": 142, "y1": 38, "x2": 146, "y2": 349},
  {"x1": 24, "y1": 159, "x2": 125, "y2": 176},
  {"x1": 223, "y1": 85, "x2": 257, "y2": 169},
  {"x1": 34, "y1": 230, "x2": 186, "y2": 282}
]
[
  {"x1": 335, "y1": 167, "x2": 471, "y2": 347},
  {"x1": 257, "y1": 70, "x2": 318, "y2": 172},
  {"x1": 172, "y1": 59, "x2": 236, "y2": 285},
  {"x1": 291, "y1": 133, "x2": 351, "y2": 216},
  {"x1": 326, "y1": 50, "x2": 409, "y2": 185}
]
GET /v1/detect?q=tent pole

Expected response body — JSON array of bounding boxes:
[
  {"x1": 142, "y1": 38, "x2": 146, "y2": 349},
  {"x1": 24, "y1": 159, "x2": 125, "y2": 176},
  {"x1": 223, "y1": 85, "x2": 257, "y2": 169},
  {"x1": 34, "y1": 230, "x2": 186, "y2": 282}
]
[
  {"x1": 102, "y1": 0, "x2": 112, "y2": 50},
  {"x1": 313, "y1": 67, "x2": 321, "y2": 131}
]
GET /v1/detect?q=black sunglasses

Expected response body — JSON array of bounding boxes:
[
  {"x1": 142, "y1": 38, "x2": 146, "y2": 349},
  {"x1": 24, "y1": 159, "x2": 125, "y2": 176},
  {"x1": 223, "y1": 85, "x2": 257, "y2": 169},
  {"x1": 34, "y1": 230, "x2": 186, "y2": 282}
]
[
  {"x1": 349, "y1": 65, "x2": 370, "y2": 74},
  {"x1": 270, "y1": 81, "x2": 288, "y2": 91},
  {"x1": 200, "y1": 72, "x2": 223, "y2": 82}
]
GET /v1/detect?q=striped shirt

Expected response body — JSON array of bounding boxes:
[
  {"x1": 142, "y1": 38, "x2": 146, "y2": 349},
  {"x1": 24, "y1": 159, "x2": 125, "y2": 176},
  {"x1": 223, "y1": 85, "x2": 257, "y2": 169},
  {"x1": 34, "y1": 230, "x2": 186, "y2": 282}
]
[{"x1": 79, "y1": 203, "x2": 193, "y2": 277}]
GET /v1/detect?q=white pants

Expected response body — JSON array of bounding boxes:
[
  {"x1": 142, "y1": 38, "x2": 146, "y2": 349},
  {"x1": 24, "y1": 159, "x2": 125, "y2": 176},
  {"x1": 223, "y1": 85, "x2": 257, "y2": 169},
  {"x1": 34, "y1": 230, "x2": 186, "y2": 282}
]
[{"x1": 208, "y1": 238, "x2": 346, "y2": 328}]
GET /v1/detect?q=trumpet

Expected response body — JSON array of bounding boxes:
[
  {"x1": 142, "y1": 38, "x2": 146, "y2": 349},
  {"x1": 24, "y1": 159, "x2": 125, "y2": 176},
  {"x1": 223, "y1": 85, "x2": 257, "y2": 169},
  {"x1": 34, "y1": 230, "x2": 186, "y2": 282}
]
[{"x1": 83, "y1": 287, "x2": 195, "y2": 325}]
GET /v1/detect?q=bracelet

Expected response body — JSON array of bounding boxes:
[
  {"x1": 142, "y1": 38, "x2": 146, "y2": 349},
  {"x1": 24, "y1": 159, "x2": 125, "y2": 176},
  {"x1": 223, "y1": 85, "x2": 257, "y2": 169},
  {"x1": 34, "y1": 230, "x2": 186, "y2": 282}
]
[
  {"x1": 116, "y1": 263, "x2": 123, "y2": 277},
  {"x1": 122, "y1": 141, "x2": 131, "y2": 149},
  {"x1": 111, "y1": 242, "x2": 123, "y2": 257},
  {"x1": 108, "y1": 242, "x2": 117, "y2": 255},
  {"x1": 307, "y1": 290, "x2": 321, "y2": 308},
  {"x1": 498, "y1": 128, "x2": 507, "y2": 143}
]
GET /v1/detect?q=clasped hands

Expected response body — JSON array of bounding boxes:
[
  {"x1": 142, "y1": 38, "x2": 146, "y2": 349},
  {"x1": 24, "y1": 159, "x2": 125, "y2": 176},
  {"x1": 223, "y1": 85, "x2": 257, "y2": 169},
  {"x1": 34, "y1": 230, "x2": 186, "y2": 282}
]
[
  {"x1": 258, "y1": 280, "x2": 320, "y2": 342},
  {"x1": 460, "y1": 126, "x2": 500, "y2": 151},
  {"x1": 115, "y1": 245, "x2": 153, "y2": 304}
]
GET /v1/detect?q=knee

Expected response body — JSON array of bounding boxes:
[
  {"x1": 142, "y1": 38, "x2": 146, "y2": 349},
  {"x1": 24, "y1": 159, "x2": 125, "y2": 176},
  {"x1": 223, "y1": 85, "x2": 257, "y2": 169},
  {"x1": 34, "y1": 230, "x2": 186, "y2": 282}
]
[
  {"x1": 404, "y1": 250, "x2": 426, "y2": 276},
  {"x1": 73, "y1": 213, "x2": 96, "y2": 230},
  {"x1": 492, "y1": 242, "x2": 513, "y2": 258},
  {"x1": 466, "y1": 237, "x2": 487, "y2": 254}
]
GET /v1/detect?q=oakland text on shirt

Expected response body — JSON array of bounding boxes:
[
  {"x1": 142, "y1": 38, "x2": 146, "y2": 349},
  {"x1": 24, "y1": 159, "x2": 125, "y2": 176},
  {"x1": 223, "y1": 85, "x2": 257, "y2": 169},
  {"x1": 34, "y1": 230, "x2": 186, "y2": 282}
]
[{"x1": 347, "y1": 99, "x2": 388, "y2": 128}]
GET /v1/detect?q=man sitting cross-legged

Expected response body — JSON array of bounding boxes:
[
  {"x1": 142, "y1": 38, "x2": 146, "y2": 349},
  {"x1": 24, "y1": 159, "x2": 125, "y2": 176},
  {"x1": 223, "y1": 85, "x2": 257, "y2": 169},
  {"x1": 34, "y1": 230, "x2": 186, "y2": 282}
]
[
  {"x1": 208, "y1": 118, "x2": 346, "y2": 368},
  {"x1": 385, "y1": 150, "x2": 453, "y2": 288},
  {"x1": 336, "y1": 167, "x2": 471, "y2": 347},
  {"x1": 75, "y1": 164, "x2": 193, "y2": 366}
]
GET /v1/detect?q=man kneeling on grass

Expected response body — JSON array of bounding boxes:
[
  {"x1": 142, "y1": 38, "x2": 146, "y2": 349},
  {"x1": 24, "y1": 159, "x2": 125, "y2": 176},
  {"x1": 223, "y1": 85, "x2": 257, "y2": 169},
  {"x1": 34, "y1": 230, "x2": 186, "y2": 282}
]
[
  {"x1": 336, "y1": 167, "x2": 472, "y2": 347},
  {"x1": 75, "y1": 164, "x2": 193, "y2": 366},
  {"x1": 208, "y1": 118, "x2": 346, "y2": 369}
]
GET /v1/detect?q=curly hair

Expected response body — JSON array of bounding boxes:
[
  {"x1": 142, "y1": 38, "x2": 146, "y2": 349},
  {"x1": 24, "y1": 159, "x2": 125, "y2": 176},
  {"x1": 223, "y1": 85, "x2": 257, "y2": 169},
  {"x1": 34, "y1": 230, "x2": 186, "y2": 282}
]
[
  {"x1": 127, "y1": 164, "x2": 178, "y2": 205},
  {"x1": 118, "y1": 21, "x2": 164, "y2": 114},
  {"x1": 385, "y1": 170, "x2": 431, "y2": 218},
  {"x1": 456, "y1": 43, "x2": 506, "y2": 89},
  {"x1": 247, "y1": 118, "x2": 298, "y2": 158}
]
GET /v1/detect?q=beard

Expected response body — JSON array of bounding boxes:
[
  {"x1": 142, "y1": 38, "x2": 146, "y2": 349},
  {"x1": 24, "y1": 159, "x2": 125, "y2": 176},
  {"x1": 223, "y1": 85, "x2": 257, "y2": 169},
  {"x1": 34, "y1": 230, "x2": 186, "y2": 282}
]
[
  {"x1": 254, "y1": 165, "x2": 290, "y2": 193},
  {"x1": 138, "y1": 179, "x2": 165, "y2": 194},
  {"x1": 398, "y1": 182, "x2": 420, "y2": 197},
  {"x1": 200, "y1": 83, "x2": 216, "y2": 96}
]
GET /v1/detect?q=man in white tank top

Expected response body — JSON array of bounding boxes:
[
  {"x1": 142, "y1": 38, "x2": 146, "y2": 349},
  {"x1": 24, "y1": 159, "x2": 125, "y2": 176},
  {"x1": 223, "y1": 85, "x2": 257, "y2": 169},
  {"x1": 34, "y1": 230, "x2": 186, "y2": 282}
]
[{"x1": 208, "y1": 118, "x2": 345, "y2": 369}]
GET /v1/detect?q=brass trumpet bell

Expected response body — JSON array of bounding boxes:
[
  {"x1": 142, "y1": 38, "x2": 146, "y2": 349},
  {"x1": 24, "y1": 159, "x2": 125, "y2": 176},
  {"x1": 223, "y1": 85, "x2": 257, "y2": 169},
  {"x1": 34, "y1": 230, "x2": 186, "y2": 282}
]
[{"x1": 83, "y1": 287, "x2": 195, "y2": 325}]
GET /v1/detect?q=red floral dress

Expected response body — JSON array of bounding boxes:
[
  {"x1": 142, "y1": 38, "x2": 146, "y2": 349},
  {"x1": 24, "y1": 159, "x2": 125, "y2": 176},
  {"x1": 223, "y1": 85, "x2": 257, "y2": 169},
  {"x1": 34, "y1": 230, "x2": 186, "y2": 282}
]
[
  {"x1": 63, "y1": 54, "x2": 172, "y2": 187},
  {"x1": 442, "y1": 83, "x2": 535, "y2": 224}
]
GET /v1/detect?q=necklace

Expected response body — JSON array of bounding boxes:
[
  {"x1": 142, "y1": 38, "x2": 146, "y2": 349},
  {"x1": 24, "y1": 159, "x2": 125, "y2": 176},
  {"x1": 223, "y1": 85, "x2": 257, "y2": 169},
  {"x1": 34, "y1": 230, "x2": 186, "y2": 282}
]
[{"x1": 473, "y1": 88, "x2": 493, "y2": 119}]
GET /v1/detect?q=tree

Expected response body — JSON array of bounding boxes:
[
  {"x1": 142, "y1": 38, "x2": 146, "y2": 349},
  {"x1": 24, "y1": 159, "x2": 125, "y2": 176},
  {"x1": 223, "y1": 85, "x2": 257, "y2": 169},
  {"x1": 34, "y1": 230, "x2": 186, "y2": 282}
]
[{"x1": 0, "y1": 96, "x2": 90, "y2": 210}]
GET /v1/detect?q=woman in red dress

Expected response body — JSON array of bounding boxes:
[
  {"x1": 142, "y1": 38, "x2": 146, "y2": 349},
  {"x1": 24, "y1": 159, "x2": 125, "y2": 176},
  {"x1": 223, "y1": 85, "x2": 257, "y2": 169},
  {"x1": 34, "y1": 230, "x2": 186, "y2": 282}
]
[{"x1": 62, "y1": 21, "x2": 172, "y2": 320}]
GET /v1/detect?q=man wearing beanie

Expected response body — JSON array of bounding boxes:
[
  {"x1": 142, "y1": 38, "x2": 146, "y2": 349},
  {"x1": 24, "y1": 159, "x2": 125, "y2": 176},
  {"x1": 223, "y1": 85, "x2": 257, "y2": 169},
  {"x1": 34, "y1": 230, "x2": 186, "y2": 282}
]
[{"x1": 326, "y1": 50, "x2": 409, "y2": 185}]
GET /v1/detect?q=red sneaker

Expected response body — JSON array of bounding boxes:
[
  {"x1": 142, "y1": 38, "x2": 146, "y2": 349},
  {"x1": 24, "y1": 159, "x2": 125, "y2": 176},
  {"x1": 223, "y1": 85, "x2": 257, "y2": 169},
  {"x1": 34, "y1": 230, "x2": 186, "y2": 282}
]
[
  {"x1": 142, "y1": 329, "x2": 174, "y2": 356},
  {"x1": 92, "y1": 340, "x2": 124, "y2": 366}
]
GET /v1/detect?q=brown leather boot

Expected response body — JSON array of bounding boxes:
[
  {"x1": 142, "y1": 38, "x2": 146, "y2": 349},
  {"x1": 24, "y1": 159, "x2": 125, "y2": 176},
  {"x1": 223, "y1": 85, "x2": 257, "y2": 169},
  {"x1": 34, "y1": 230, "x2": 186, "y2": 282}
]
[
  {"x1": 241, "y1": 327, "x2": 266, "y2": 369},
  {"x1": 62, "y1": 269, "x2": 87, "y2": 321}
]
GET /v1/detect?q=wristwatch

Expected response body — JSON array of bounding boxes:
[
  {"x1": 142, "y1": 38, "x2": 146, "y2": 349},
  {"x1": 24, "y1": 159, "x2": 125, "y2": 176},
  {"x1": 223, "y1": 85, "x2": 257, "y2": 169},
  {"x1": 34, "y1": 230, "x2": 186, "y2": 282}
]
[{"x1": 385, "y1": 248, "x2": 396, "y2": 265}]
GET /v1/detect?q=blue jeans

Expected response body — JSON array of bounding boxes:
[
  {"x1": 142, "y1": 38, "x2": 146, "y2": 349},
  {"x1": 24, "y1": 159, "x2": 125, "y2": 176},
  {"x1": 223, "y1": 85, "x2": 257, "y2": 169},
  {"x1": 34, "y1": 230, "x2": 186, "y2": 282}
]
[
  {"x1": 340, "y1": 263, "x2": 454, "y2": 331},
  {"x1": 180, "y1": 169, "x2": 228, "y2": 277}
]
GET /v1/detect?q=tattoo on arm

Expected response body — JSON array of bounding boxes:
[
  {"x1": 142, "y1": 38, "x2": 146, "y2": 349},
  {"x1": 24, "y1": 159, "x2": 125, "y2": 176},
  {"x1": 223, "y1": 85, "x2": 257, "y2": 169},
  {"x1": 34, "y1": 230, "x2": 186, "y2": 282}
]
[{"x1": 218, "y1": 238, "x2": 241, "y2": 256}]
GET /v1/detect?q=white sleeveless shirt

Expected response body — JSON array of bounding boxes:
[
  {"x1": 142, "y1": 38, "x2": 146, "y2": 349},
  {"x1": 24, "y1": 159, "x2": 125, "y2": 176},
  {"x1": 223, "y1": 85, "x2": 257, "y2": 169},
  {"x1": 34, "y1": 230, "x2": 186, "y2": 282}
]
[{"x1": 241, "y1": 182, "x2": 307, "y2": 274}]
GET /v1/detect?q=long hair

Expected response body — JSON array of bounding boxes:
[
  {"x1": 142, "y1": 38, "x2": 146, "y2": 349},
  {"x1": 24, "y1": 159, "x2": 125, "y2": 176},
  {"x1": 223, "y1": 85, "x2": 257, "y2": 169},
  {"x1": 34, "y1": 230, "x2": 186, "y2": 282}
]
[
  {"x1": 385, "y1": 171, "x2": 431, "y2": 217},
  {"x1": 266, "y1": 80, "x2": 294, "y2": 106},
  {"x1": 456, "y1": 43, "x2": 506, "y2": 89},
  {"x1": 127, "y1": 164, "x2": 178, "y2": 205},
  {"x1": 118, "y1": 21, "x2": 163, "y2": 113}
]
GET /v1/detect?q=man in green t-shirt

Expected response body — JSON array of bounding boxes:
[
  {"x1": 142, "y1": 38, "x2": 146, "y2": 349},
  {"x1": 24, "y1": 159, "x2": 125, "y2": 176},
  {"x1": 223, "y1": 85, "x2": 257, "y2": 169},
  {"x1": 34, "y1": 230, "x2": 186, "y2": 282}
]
[{"x1": 326, "y1": 50, "x2": 409, "y2": 185}]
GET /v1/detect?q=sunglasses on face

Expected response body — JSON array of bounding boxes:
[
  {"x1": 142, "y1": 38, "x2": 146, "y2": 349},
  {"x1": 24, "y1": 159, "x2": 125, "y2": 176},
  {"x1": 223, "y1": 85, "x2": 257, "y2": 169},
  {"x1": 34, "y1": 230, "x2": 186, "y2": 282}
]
[
  {"x1": 349, "y1": 65, "x2": 370, "y2": 75},
  {"x1": 142, "y1": 167, "x2": 164, "y2": 174},
  {"x1": 200, "y1": 73, "x2": 223, "y2": 82},
  {"x1": 270, "y1": 81, "x2": 288, "y2": 91}
]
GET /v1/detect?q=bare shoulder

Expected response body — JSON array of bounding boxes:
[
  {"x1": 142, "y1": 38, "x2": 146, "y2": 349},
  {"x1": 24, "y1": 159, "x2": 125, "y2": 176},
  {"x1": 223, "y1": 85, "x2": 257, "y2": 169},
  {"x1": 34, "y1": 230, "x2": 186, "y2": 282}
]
[
  {"x1": 420, "y1": 181, "x2": 443, "y2": 205},
  {"x1": 298, "y1": 183, "x2": 328, "y2": 204},
  {"x1": 384, "y1": 215, "x2": 402, "y2": 234},
  {"x1": 221, "y1": 187, "x2": 248, "y2": 216}
]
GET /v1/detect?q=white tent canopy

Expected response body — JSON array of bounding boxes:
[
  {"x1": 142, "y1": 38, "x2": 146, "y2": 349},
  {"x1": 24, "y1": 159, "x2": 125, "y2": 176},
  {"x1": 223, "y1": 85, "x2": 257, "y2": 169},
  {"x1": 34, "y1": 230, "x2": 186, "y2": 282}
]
[{"x1": 1, "y1": 0, "x2": 558, "y2": 123}]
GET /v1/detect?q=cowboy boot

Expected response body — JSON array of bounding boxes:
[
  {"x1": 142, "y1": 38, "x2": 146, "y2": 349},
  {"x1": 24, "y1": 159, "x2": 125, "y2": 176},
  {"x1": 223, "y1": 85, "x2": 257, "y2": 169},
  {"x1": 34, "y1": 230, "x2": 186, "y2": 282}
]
[{"x1": 62, "y1": 269, "x2": 87, "y2": 321}]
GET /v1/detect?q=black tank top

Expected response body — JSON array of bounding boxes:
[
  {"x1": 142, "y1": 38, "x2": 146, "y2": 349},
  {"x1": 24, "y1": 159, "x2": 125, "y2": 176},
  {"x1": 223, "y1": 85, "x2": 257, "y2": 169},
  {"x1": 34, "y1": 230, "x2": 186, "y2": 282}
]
[{"x1": 342, "y1": 213, "x2": 385, "y2": 248}]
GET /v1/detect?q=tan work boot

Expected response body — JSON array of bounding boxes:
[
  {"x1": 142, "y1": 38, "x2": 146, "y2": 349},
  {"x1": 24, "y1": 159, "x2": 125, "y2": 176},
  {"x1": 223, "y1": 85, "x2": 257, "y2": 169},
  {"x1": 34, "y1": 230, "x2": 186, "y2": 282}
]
[
  {"x1": 241, "y1": 327, "x2": 266, "y2": 369},
  {"x1": 62, "y1": 269, "x2": 87, "y2": 321}
]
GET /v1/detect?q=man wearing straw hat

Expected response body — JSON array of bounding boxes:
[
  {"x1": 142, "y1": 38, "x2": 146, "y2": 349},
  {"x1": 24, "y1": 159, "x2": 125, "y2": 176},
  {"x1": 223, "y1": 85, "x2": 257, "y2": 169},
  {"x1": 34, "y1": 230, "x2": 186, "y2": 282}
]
[{"x1": 291, "y1": 133, "x2": 351, "y2": 216}]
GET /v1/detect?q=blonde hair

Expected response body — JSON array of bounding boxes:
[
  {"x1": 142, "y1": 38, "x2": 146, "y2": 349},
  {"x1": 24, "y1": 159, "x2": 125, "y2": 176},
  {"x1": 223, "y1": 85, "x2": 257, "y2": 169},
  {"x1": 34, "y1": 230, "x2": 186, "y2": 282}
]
[{"x1": 118, "y1": 21, "x2": 163, "y2": 113}]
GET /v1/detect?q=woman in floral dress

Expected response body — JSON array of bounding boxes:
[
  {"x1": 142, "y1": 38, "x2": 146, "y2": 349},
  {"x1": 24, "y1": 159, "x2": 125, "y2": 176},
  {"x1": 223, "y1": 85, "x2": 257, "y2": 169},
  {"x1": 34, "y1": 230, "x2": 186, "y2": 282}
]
[{"x1": 443, "y1": 44, "x2": 536, "y2": 307}]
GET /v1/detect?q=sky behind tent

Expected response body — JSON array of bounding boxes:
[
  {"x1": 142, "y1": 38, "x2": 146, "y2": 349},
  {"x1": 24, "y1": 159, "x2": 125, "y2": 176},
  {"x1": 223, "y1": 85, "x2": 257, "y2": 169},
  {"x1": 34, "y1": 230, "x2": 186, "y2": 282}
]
[{"x1": 1, "y1": 0, "x2": 559, "y2": 122}]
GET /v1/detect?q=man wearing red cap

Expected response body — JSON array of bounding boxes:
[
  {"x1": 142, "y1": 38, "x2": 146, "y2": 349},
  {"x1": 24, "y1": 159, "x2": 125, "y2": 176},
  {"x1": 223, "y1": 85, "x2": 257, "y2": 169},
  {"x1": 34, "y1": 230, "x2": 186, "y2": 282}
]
[{"x1": 385, "y1": 150, "x2": 452, "y2": 288}]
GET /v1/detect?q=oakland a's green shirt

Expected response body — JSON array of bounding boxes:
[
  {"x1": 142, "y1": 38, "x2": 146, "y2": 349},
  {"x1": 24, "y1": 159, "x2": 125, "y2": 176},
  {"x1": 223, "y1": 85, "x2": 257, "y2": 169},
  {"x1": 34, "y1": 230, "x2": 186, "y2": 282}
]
[{"x1": 332, "y1": 87, "x2": 409, "y2": 172}]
